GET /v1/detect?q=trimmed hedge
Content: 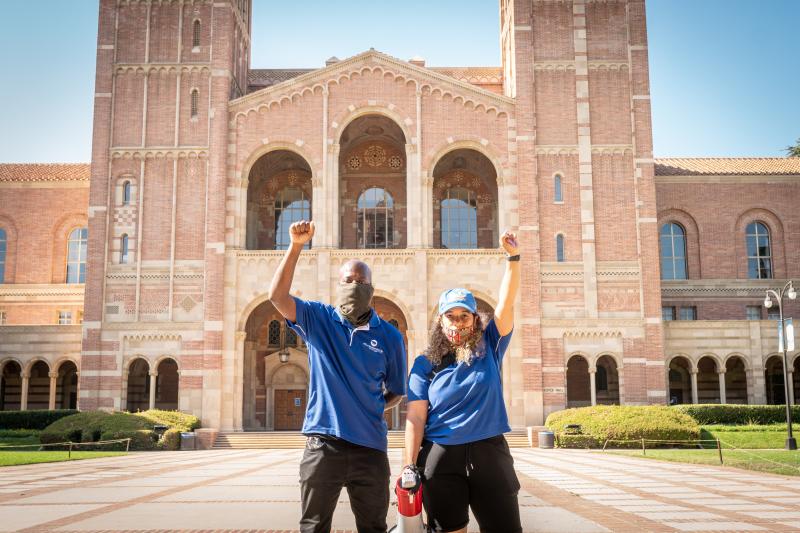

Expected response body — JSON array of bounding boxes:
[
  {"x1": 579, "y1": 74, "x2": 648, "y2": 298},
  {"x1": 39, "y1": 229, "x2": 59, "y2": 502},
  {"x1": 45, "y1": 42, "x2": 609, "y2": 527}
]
[
  {"x1": 673, "y1": 405, "x2": 800, "y2": 425},
  {"x1": 40, "y1": 410, "x2": 200, "y2": 451},
  {"x1": 0, "y1": 410, "x2": 78, "y2": 430},
  {"x1": 546, "y1": 405, "x2": 700, "y2": 448}
]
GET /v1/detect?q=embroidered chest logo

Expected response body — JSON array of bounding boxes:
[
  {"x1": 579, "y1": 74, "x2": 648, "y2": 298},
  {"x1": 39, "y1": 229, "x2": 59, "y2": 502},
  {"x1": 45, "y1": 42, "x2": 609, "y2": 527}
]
[{"x1": 363, "y1": 339, "x2": 384, "y2": 354}]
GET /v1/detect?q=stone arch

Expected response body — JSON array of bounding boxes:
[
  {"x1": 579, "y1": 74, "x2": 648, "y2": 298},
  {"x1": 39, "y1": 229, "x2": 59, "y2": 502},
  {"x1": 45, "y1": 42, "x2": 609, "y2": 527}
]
[
  {"x1": 657, "y1": 208, "x2": 701, "y2": 279},
  {"x1": 55, "y1": 359, "x2": 79, "y2": 410},
  {"x1": 425, "y1": 139, "x2": 505, "y2": 179},
  {"x1": 431, "y1": 148, "x2": 499, "y2": 250},
  {"x1": 25, "y1": 360, "x2": 51, "y2": 411},
  {"x1": 734, "y1": 207, "x2": 786, "y2": 279},
  {"x1": 764, "y1": 354, "x2": 787, "y2": 405},
  {"x1": 339, "y1": 113, "x2": 407, "y2": 249},
  {"x1": 724, "y1": 354, "x2": 749, "y2": 404},
  {"x1": 594, "y1": 353, "x2": 620, "y2": 405},
  {"x1": 53, "y1": 356, "x2": 80, "y2": 374},
  {"x1": 125, "y1": 357, "x2": 151, "y2": 412},
  {"x1": 667, "y1": 355, "x2": 693, "y2": 405},
  {"x1": 566, "y1": 353, "x2": 591, "y2": 408},
  {"x1": 155, "y1": 357, "x2": 179, "y2": 410},
  {"x1": 332, "y1": 105, "x2": 414, "y2": 147},
  {"x1": 245, "y1": 148, "x2": 313, "y2": 250},
  {"x1": 696, "y1": 355, "x2": 721, "y2": 403},
  {"x1": 0, "y1": 359, "x2": 22, "y2": 411},
  {"x1": 23, "y1": 357, "x2": 50, "y2": 376}
]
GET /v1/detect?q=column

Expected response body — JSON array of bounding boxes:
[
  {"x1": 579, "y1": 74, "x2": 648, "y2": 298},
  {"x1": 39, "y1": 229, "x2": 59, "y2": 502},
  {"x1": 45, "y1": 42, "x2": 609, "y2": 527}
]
[
  {"x1": 233, "y1": 331, "x2": 247, "y2": 430},
  {"x1": 589, "y1": 368, "x2": 597, "y2": 406},
  {"x1": 690, "y1": 369, "x2": 699, "y2": 404},
  {"x1": 121, "y1": 370, "x2": 129, "y2": 411},
  {"x1": 20, "y1": 372, "x2": 30, "y2": 411},
  {"x1": 718, "y1": 370, "x2": 727, "y2": 405},
  {"x1": 789, "y1": 370, "x2": 796, "y2": 406},
  {"x1": 48, "y1": 371, "x2": 58, "y2": 410},
  {"x1": 148, "y1": 371, "x2": 157, "y2": 410}
]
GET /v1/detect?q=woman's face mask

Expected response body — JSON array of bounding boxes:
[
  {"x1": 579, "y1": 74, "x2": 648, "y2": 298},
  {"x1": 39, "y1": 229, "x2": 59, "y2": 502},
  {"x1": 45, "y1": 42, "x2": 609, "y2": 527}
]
[
  {"x1": 336, "y1": 281, "x2": 374, "y2": 325},
  {"x1": 440, "y1": 309, "x2": 476, "y2": 345},
  {"x1": 444, "y1": 324, "x2": 474, "y2": 345}
]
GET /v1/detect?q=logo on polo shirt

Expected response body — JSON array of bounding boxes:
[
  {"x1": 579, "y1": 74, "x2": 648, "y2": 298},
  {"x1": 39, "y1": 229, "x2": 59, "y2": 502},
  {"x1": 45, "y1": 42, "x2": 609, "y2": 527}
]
[{"x1": 363, "y1": 339, "x2": 384, "y2": 354}]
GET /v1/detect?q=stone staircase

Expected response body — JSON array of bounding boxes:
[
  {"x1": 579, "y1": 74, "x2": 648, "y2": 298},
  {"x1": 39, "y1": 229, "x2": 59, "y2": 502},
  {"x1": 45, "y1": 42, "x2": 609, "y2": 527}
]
[{"x1": 213, "y1": 429, "x2": 534, "y2": 449}]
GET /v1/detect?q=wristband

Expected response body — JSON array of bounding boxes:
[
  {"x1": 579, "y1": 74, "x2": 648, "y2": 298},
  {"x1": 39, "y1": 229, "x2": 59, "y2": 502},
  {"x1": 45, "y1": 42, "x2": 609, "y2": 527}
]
[{"x1": 506, "y1": 254, "x2": 521, "y2": 262}]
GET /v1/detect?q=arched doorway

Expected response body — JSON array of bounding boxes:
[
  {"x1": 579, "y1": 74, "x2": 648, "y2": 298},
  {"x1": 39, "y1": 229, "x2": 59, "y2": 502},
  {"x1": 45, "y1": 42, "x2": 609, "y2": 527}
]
[
  {"x1": 372, "y1": 296, "x2": 410, "y2": 430},
  {"x1": 339, "y1": 115, "x2": 407, "y2": 249},
  {"x1": 126, "y1": 358, "x2": 150, "y2": 412},
  {"x1": 432, "y1": 149, "x2": 499, "y2": 249},
  {"x1": 56, "y1": 361, "x2": 78, "y2": 410},
  {"x1": 243, "y1": 299, "x2": 309, "y2": 430},
  {"x1": 0, "y1": 361, "x2": 22, "y2": 410},
  {"x1": 566, "y1": 355, "x2": 591, "y2": 408},
  {"x1": 765, "y1": 355, "x2": 787, "y2": 405},
  {"x1": 155, "y1": 358, "x2": 179, "y2": 410},
  {"x1": 725, "y1": 356, "x2": 748, "y2": 404},
  {"x1": 697, "y1": 356, "x2": 720, "y2": 403},
  {"x1": 595, "y1": 355, "x2": 620, "y2": 405},
  {"x1": 246, "y1": 150, "x2": 312, "y2": 250},
  {"x1": 27, "y1": 361, "x2": 51, "y2": 410},
  {"x1": 668, "y1": 356, "x2": 692, "y2": 405}
]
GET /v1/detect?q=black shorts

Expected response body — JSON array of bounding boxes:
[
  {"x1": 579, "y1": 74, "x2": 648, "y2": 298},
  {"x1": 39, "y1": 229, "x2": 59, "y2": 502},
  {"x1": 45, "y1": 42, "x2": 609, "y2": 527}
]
[{"x1": 416, "y1": 434, "x2": 521, "y2": 533}]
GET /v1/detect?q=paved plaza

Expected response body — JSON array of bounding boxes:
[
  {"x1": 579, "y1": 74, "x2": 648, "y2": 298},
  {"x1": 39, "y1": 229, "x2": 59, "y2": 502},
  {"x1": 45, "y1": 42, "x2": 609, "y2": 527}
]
[{"x1": 2, "y1": 449, "x2": 800, "y2": 532}]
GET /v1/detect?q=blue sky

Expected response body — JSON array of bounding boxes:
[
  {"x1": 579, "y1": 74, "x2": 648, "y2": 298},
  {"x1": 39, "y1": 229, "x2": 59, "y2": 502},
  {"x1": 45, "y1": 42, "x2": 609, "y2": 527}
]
[{"x1": 0, "y1": 0, "x2": 797, "y2": 162}]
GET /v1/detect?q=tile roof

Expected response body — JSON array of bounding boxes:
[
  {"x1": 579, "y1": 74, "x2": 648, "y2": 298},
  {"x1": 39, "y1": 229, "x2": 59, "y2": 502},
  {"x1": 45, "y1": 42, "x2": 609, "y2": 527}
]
[
  {"x1": 246, "y1": 66, "x2": 503, "y2": 93},
  {"x1": 654, "y1": 158, "x2": 800, "y2": 176},
  {"x1": 0, "y1": 163, "x2": 91, "y2": 182}
]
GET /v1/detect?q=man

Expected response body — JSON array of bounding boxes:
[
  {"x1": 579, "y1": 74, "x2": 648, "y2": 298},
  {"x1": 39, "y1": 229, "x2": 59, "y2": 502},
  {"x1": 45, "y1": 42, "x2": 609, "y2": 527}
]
[{"x1": 269, "y1": 220, "x2": 407, "y2": 533}]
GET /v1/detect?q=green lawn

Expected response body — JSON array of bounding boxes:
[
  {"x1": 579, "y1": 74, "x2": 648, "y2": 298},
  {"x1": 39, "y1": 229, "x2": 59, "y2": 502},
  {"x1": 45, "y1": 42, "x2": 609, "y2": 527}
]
[
  {"x1": 0, "y1": 451, "x2": 128, "y2": 467},
  {"x1": 609, "y1": 449, "x2": 800, "y2": 476},
  {"x1": 701, "y1": 424, "x2": 792, "y2": 449}
]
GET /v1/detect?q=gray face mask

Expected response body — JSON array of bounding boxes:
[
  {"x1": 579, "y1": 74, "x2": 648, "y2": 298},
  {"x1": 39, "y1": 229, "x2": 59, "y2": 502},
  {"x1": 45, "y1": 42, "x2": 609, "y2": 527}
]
[{"x1": 336, "y1": 282, "x2": 374, "y2": 326}]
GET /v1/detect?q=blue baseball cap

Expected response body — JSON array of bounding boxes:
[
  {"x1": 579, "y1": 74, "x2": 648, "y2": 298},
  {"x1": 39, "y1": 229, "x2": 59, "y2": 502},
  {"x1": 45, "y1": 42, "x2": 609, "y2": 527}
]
[{"x1": 438, "y1": 288, "x2": 477, "y2": 315}]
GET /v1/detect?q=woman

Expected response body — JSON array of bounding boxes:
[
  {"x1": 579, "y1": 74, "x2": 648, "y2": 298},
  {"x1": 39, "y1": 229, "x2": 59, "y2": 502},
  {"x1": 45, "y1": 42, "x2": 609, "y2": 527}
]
[{"x1": 402, "y1": 231, "x2": 521, "y2": 533}]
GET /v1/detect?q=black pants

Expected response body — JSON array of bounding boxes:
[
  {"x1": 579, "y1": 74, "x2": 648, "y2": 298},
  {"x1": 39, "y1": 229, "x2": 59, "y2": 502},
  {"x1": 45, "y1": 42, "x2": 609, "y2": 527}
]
[
  {"x1": 299, "y1": 435, "x2": 390, "y2": 533},
  {"x1": 417, "y1": 435, "x2": 522, "y2": 533}
]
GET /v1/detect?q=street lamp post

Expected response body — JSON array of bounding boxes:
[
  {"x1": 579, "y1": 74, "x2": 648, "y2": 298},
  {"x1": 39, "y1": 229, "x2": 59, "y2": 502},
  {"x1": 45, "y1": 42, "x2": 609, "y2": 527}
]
[{"x1": 764, "y1": 280, "x2": 798, "y2": 451}]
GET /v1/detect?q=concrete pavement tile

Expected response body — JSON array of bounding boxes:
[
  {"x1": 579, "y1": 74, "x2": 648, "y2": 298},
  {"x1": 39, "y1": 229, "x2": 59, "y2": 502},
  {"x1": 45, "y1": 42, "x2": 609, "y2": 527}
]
[
  {"x1": 154, "y1": 484, "x2": 302, "y2": 502},
  {"x1": 636, "y1": 511, "x2": 722, "y2": 520},
  {"x1": 741, "y1": 510, "x2": 800, "y2": 519},
  {"x1": 662, "y1": 521, "x2": 766, "y2": 531},
  {"x1": 516, "y1": 506, "x2": 609, "y2": 532},
  {"x1": 14, "y1": 486, "x2": 167, "y2": 504},
  {"x1": 0, "y1": 504, "x2": 104, "y2": 531}
]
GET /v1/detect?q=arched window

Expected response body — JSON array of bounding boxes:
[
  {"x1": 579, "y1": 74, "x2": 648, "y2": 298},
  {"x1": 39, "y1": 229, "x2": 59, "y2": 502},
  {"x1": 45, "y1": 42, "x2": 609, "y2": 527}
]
[
  {"x1": 275, "y1": 188, "x2": 310, "y2": 250},
  {"x1": 0, "y1": 228, "x2": 6, "y2": 283},
  {"x1": 660, "y1": 222, "x2": 687, "y2": 280},
  {"x1": 357, "y1": 188, "x2": 394, "y2": 249},
  {"x1": 286, "y1": 328, "x2": 298, "y2": 347},
  {"x1": 192, "y1": 20, "x2": 201, "y2": 47},
  {"x1": 122, "y1": 181, "x2": 131, "y2": 205},
  {"x1": 441, "y1": 187, "x2": 477, "y2": 249},
  {"x1": 267, "y1": 320, "x2": 281, "y2": 346},
  {"x1": 556, "y1": 234, "x2": 565, "y2": 262},
  {"x1": 554, "y1": 174, "x2": 563, "y2": 202},
  {"x1": 596, "y1": 365, "x2": 608, "y2": 391},
  {"x1": 190, "y1": 89, "x2": 199, "y2": 119},
  {"x1": 66, "y1": 228, "x2": 88, "y2": 284},
  {"x1": 746, "y1": 221, "x2": 772, "y2": 279},
  {"x1": 120, "y1": 234, "x2": 129, "y2": 264}
]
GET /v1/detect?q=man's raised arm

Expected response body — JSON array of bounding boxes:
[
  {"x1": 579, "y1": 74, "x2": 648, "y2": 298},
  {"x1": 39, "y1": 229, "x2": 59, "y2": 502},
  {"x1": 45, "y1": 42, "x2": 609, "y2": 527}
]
[{"x1": 269, "y1": 220, "x2": 315, "y2": 323}]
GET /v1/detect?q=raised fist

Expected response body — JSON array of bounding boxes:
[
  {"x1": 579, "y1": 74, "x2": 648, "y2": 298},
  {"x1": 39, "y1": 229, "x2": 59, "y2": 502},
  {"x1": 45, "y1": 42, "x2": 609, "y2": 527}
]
[
  {"x1": 500, "y1": 229, "x2": 519, "y2": 255},
  {"x1": 290, "y1": 220, "x2": 315, "y2": 245}
]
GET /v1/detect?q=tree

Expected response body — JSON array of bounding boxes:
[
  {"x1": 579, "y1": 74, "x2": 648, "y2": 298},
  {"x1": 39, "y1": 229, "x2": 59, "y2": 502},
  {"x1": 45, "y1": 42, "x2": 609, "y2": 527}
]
[{"x1": 786, "y1": 138, "x2": 800, "y2": 157}]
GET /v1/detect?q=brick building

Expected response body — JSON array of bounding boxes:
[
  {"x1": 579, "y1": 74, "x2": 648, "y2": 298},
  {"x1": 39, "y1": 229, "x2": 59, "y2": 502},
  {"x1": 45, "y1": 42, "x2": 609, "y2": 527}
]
[{"x1": 1, "y1": 0, "x2": 799, "y2": 431}]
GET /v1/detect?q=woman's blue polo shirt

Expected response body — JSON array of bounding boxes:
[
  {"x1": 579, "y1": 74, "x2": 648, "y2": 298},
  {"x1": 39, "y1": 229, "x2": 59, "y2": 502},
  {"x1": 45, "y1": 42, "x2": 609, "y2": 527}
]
[
  {"x1": 287, "y1": 297, "x2": 407, "y2": 452},
  {"x1": 407, "y1": 320, "x2": 512, "y2": 445}
]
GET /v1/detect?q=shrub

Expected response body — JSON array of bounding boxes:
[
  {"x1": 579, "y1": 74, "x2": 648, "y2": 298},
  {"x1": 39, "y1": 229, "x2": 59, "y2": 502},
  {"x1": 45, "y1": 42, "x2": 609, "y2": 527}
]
[
  {"x1": 673, "y1": 405, "x2": 800, "y2": 425},
  {"x1": 0, "y1": 429, "x2": 40, "y2": 439},
  {"x1": 0, "y1": 410, "x2": 77, "y2": 430},
  {"x1": 137, "y1": 410, "x2": 200, "y2": 432},
  {"x1": 99, "y1": 430, "x2": 158, "y2": 451},
  {"x1": 158, "y1": 428, "x2": 182, "y2": 450},
  {"x1": 546, "y1": 405, "x2": 700, "y2": 448}
]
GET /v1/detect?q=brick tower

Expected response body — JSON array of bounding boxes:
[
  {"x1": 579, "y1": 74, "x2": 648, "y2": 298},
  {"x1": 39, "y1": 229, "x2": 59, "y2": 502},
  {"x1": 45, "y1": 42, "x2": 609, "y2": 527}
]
[
  {"x1": 501, "y1": 0, "x2": 664, "y2": 421},
  {"x1": 81, "y1": 0, "x2": 251, "y2": 422}
]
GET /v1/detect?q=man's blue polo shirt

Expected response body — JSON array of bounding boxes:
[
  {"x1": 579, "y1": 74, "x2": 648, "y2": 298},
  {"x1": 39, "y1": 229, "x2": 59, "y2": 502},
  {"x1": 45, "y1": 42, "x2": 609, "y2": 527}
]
[{"x1": 287, "y1": 296, "x2": 407, "y2": 452}]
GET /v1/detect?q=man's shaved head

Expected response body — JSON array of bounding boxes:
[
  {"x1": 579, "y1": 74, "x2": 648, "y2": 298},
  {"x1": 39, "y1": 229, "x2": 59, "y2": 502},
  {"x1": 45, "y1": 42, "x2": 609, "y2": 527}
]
[{"x1": 339, "y1": 260, "x2": 372, "y2": 285}]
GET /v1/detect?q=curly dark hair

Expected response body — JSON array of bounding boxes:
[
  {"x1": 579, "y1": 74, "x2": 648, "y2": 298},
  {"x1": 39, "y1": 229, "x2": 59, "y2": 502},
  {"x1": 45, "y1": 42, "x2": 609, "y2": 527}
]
[{"x1": 424, "y1": 312, "x2": 488, "y2": 367}]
